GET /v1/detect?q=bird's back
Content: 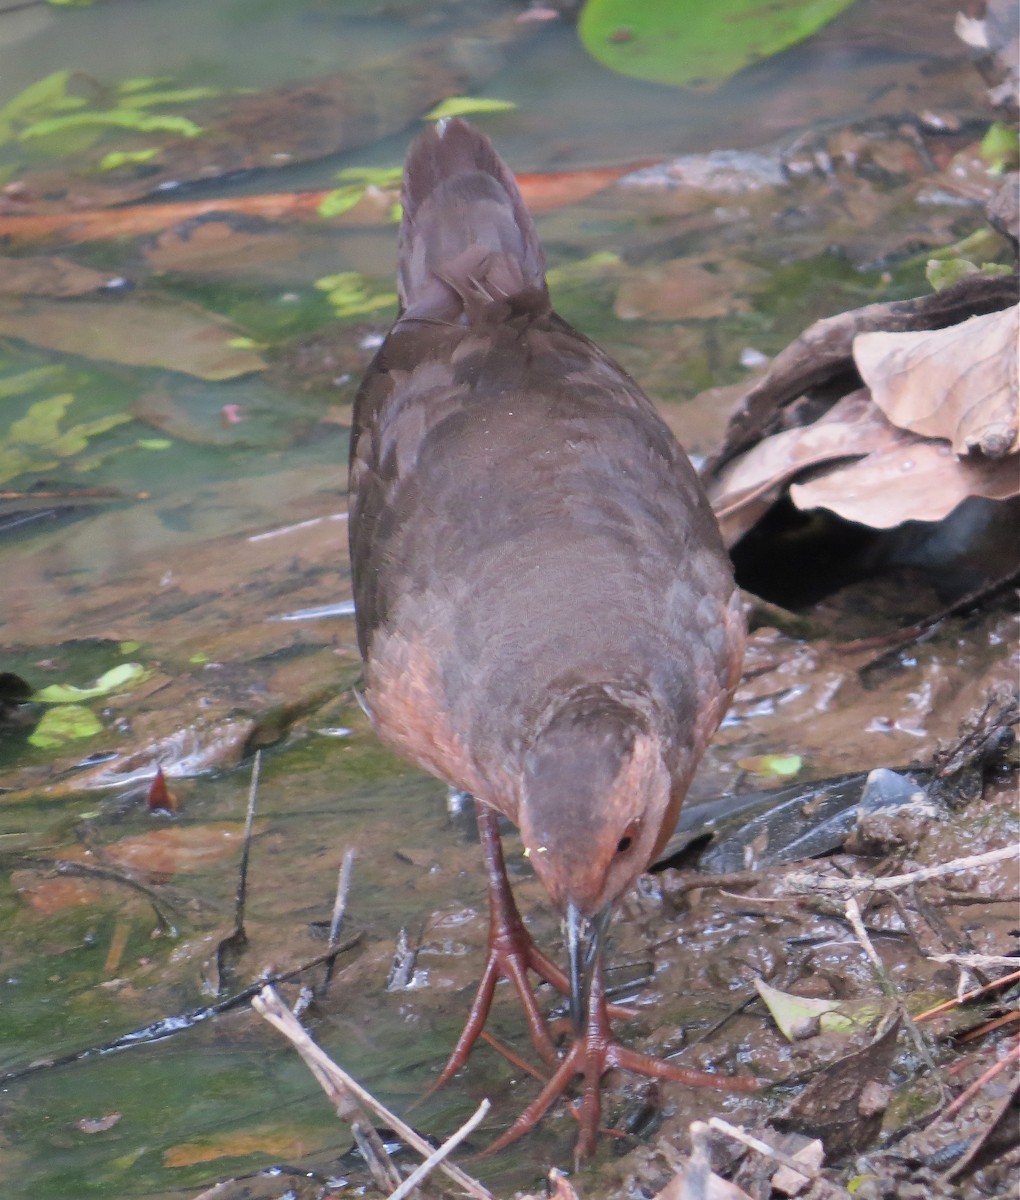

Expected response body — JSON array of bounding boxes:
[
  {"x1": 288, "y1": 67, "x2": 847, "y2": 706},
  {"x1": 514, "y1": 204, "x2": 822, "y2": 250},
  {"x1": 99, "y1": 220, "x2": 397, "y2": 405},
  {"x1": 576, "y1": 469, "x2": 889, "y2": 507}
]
[{"x1": 349, "y1": 120, "x2": 742, "y2": 819}]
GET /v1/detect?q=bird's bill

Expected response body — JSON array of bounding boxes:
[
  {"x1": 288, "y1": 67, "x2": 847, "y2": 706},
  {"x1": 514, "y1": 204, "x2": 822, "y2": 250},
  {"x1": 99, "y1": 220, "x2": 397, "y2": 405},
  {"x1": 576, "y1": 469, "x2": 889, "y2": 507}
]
[{"x1": 565, "y1": 901, "x2": 614, "y2": 1032}]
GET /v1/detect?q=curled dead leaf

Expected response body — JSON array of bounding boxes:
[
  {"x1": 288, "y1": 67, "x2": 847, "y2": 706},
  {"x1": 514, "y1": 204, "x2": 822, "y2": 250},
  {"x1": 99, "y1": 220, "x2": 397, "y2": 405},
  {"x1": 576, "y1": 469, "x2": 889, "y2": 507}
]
[
  {"x1": 853, "y1": 306, "x2": 1020, "y2": 458},
  {"x1": 710, "y1": 389, "x2": 896, "y2": 545},
  {"x1": 789, "y1": 435, "x2": 1018, "y2": 527}
]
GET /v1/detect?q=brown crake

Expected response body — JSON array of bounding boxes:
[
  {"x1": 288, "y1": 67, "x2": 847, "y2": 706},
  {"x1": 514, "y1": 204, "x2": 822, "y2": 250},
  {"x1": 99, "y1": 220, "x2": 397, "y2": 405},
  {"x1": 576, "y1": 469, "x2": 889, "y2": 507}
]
[{"x1": 348, "y1": 119, "x2": 750, "y2": 1158}]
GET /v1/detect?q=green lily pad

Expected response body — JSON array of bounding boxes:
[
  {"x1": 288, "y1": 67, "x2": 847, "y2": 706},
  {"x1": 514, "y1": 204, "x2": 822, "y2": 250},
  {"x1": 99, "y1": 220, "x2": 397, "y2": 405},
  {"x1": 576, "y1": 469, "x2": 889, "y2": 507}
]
[
  {"x1": 578, "y1": 0, "x2": 857, "y2": 91},
  {"x1": 33, "y1": 662, "x2": 150, "y2": 704},
  {"x1": 28, "y1": 704, "x2": 103, "y2": 749}
]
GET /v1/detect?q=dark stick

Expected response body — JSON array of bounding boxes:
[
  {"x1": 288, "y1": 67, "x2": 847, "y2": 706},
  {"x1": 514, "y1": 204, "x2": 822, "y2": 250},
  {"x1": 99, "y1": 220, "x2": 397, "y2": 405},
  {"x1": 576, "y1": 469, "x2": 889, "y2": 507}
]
[
  {"x1": 320, "y1": 846, "x2": 356, "y2": 994},
  {"x1": 233, "y1": 750, "x2": 262, "y2": 938}
]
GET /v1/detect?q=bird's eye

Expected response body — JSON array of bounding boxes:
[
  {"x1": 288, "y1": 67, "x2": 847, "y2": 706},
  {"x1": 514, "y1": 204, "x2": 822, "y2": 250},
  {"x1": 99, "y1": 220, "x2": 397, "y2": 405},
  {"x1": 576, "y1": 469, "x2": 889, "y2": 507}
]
[{"x1": 616, "y1": 822, "x2": 640, "y2": 854}]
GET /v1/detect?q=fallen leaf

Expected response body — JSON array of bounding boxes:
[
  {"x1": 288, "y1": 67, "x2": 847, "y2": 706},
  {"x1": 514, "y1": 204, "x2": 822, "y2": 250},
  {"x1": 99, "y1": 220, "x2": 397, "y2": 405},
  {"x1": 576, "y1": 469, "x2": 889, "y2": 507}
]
[
  {"x1": 11, "y1": 873, "x2": 105, "y2": 913},
  {"x1": 853, "y1": 306, "x2": 1020, "y2": 458},
  {"x1": 34, "y1": 662, "x2": 150, "y2": 704},
  {"x1": 579, "y1": 0, "x2": 857, "y2": 91},
  {"x1": 710, "y1": 390, "x2": 900, "y2": 544},
  {"x1": 77, "y1": 1112, "x2": 122, "y2": 1134},
  {"x1": 755, "y1": 978, "x2": 846, "y2": 1041},
  {"x1": 102, "y1": 822, "x2": 259, "y2": 877},
  {"x1": 0, "y1": 298, "x2": 266, "y2": 380},
  {"x1": 28, "y1": 704, "x2": 103, "y2": 748},
  {"x1": 776, "y1": 1012, "x2": 900, "y2": 1159},
  {"x1": 737, "y1": 754, "x2": 803, "y2": 779},
  {"x1": 790, "y1": 435, "x2": 1018, "y2": 527},
  {"x1": 163, "y1": 1126, "x2": 315, "y2": 1168}
]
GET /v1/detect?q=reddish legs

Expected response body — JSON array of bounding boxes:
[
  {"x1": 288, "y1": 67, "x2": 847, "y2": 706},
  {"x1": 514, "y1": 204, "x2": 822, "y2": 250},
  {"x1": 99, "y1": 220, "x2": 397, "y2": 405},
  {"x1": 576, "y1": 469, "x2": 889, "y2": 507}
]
[
  {"x1": 430, "y1": 803, "x2": 573, "y2": 1088},
  {"x1": 482, "y1": 959, "x2": 759, "y2": 1162}
]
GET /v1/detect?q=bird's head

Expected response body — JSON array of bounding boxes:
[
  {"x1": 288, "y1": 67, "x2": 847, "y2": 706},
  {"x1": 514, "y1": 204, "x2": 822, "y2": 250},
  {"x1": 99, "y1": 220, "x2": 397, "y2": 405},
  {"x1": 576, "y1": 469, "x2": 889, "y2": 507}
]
[{"x1": 518, "y1": 687, "x2": 672, "y2": 1026}]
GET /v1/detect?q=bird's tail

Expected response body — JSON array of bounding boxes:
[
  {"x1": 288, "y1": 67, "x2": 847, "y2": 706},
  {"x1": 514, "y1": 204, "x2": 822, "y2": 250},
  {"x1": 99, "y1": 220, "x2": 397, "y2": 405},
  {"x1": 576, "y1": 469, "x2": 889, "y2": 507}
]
[{"x1": 397, "y1": 118, "x2": 548, "y2": 321}]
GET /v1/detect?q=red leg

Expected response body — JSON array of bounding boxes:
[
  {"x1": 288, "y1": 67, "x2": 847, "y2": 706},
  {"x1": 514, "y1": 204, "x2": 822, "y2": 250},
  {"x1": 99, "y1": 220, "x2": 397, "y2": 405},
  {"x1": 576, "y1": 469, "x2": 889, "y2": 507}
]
[
  {"x1": 429, "y1": 803, "x2": 569, "y2": 1090},
  {"x1": 482, "y1": 959, "x2": 759, "y2": 1162}
]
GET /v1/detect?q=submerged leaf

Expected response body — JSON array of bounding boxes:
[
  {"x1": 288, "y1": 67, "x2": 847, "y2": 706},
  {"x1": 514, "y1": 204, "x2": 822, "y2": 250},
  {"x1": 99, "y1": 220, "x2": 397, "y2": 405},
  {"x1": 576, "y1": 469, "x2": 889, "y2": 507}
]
[
  {"x1": 578, "y1": 0, "x2": 857, "y2": 90},
  {"x1": 0, "y1": 299, "x2": 266, "y2": 380},
  {"x1": 19, "y1": 109, "x2": 204, "y2": 141},
  {"x1": 28, "y1": 704, "x2": 103, "y2": 748},
  {"x1": 6, "y1": 393, "x2": 74, "y2": 446},
  {"x1": 34, "y1": 662, "x2": 150, "y2": 704},
  {"x1": 100, "y1": 148, "x2": 160, "y2": 171}
]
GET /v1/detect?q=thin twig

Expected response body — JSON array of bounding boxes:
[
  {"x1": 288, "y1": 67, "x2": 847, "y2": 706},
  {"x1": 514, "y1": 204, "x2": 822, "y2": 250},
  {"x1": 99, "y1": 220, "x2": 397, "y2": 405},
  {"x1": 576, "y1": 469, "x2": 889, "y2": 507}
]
[
  {"x1": 253, "y1": 986, "x2": 401, "y2": 1191},
  {"x1": 707, "y1": 1117, "x2": 821, "y2": 1181},
  {"x1": 321, "y1": 846, "x2": 356, "y2": 993},
  {"x1": 833, "y1": 565, "x2": 1020, "y2": 657},
  {"x1": 915, "y1": 970, "x2": 1020, "y2": 1022},
  {"x1": 940, "y1": 1040, "x2": 1020, "y2": 1120},
  {"x1": 386, "y1": 1099, "x2": 491, "y2": 1200},
  {"x1": 959, "y1": 1011, "x2": 1020, "y2": 1042},
  {"x1": 233, "y1": 751, "x2": 262, "y2": 937},
  {"x1": 786, "y1": 846, "x2": 1019, "y2": 896},
  {"x1": 845, "y1": 898, "x2": 945, "y2": 1095},
  {"x1": 252, "y1": 985, "x2": 493, "y2": 1200}
]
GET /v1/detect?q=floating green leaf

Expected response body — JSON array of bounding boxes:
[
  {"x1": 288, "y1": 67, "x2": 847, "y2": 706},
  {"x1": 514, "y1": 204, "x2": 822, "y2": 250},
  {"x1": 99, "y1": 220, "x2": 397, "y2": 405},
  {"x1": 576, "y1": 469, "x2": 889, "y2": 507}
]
[
  {"x1": 334, "y1": 166, "x2": 402, "y2": 188},
  {"x1": 578, "y1": 0, "x2": 857, "y2": 90},
  {"x1": 0, "y1": 366, "x2": 67, "y2": 399},
  {"x1": 33, "y1": 662, "x2": 151, "y2": 704},
  {"x1": 0, "y1": 388, "x2": 133, "y2": 486},
  {"x1": 19, "y1": 110, "x2": 204, "y2": 142},
  {"x1": 314, "y1": 272, "x2": 396, "y2": 319},
  {"x1": 737, "y1": 752, "x2": 803, "y2": 778},
  {"x1": 0, "y1": 70, "x2": 72, "y2": 146},
  {"x1": 424, "y1": 96, "x2": 517, "y2": 120},
  {"x1": 100, "y1": 148, "x2": 160, "y2": 171},
  {"x1": 28, "y1": 704, "x2": 103, "y2": 749},
  {"x1": 317, "y1": 185, "x2": 367, "y2": 219},
  {"x1": 116, "y1": 77, "x2": 175, "y2": 95}
]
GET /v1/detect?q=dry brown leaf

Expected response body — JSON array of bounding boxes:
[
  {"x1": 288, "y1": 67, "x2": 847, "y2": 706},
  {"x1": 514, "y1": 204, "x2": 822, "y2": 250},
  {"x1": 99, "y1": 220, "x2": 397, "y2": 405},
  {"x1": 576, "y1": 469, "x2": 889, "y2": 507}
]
[
  {"x1": 0, "y1": 255, "x2": 123, "y2": 298},
  {"x1": 710, "y1": 389, "x2": 896, "y2": 544},
  {"x1": 163, "y1": 1126, "x2": 315, "y2": 1168},
  {"x1": 853, "y1": 306, "x2": 1020, "y2": 458},
  {"x1": 790, "y1": 434, "x2": 1018, "y2": 527},
  {"x1": 11, "y1": 872, "x2": 105, "y2": 913},
  {"x1": 102, "y1": 822, "x2": 261, "y2": 878}
]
